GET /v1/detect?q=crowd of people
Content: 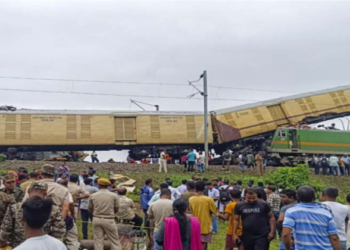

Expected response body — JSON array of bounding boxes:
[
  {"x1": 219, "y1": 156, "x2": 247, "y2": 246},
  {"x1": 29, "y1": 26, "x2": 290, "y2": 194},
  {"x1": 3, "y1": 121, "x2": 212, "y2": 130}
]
[
  {"x1": 311, "y1": 154, "x2": 350, "y2": 176},
  {"x1": 0, "y1": 163, "x2": 145, "y2": 250},
  {"x1": 141, "y1": 177, "x2": 350, "y2": 250},
  {"x1": 0, "y1": 162, "x2": 349, "y2": 250}
]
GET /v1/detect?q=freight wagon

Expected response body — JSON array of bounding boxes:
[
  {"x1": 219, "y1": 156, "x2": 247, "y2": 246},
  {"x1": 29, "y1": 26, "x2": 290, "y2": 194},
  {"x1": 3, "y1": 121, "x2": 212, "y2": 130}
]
[
  {"x1": 211, "y1": 84, "x2": 350, "y2": 153},
  {"x1": 266, "y1": 127, "x2": 350, "y2": 166},
  {"x1": 0, "y1": 110, "x2": 213, "y2": 160}
]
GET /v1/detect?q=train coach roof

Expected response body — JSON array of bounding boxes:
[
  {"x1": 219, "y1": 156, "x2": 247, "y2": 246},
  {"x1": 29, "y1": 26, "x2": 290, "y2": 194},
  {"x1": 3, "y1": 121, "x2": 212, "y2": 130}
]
[
  {"x1": 212, "y1": 84, "x2": 350, "y2": 115},
  {"x1": 0, "y1": 109, "x2": 204, "y2": 116}
]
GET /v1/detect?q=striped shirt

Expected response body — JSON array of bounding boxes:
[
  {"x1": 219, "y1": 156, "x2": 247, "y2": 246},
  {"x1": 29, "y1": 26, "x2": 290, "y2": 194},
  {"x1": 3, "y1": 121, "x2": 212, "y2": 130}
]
[{"x1": 283, "y1": 203, "x2": 337, "y2": 250}]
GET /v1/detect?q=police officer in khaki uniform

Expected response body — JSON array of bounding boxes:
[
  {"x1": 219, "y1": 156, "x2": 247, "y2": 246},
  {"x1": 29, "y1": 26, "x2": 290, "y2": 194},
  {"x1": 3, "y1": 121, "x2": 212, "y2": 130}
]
[
  {"x1": 0, "y1": 181, "x2": 66, "y2": 248},
  {"x1": 0, "y1": 174, "x2": 24, "y2": 226},
  {"x1": 23, "y1": 164, "x2": 70, "y2": 218},
  {"x1": 67, "y1": 174, "x2": 89, "y2": 218},
  {"x1": 89, "y1": 178, "x2": 121, "y2": 250}
]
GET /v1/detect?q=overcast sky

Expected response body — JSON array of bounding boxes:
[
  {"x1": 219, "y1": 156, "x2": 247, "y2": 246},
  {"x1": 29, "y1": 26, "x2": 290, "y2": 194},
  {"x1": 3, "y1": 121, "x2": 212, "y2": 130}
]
[{"x1": 1, "y1": 1, "x2": 350, "y2": 112}]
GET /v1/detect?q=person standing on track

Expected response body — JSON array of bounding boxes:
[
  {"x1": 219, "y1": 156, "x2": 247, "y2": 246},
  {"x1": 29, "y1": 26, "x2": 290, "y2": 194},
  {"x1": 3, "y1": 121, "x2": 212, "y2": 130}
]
[
  {"x1": 255, "y1": 152, "x2": 264, "y2": 176},
  {"x1": 91, "y1": 151, "x2": 99, "y2": 163},
  {"x1": 222, "y1": 149, "x2": 232, "y2": 172},
  {"x1": 159, "y1": 149, "x2": 168, "y2": 173},
  {"x1": 187, "y1": 149, "x2": 197, "y2": 173},
  {"x1": 89, "y1": 178, "x2": 122, "y2": 250}
]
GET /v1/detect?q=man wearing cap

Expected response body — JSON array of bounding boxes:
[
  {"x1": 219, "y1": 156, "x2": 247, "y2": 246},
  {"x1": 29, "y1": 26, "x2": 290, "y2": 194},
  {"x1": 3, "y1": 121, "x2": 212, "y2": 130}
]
[
  {"x1": 67, "y1": 174, "x2": 89, "y2": 218},
  {"x1": 89, "y1": 178, "x2": 122, "y2": 250},
  {"x1": 23, "y1": 164, "x2": 70, "y2": 219},
  {"x1": 0, "y1": 174, "x2": 24, "y2": 226},
  {"x1": 0, "y1": 181, "x2": 66, "y2": 248}
]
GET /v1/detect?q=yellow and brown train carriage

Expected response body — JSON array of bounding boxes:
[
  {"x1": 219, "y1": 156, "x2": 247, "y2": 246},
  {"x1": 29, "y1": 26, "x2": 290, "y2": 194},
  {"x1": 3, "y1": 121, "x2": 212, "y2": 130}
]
[
  {"x1": 211, "y1": 85, "x2": 350, "y2": 149},
  {"x1": 0, "y1": 110, "x2": 212, "y2": 160}
]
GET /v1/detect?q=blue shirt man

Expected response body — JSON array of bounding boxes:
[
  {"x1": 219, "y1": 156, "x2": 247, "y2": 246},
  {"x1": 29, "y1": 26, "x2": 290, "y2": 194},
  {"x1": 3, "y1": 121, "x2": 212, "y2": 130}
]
[
  {"x1": 140, "y1": 179, "x2": 154, "y2": 210},
  {"x1": 140, "y1": 179, "x2": 154, "y2": 228},
  {"x1": 282, "y1": 185, "x2": 341, "y2": 250},
  {"x1": 187, "y1": 151, "x2": 197, "y2": 162}
]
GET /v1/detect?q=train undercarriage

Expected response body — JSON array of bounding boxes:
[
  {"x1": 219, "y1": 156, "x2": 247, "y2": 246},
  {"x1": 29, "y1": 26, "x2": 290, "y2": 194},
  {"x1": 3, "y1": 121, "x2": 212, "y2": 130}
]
[{"x1": 0, "y1": 144, "x2": 208, "y2": 162}]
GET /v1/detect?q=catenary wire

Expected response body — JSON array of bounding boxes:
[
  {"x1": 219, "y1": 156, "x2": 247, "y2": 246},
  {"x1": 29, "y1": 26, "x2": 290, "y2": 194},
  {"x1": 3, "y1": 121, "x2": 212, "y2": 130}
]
[
  {"x1": 0, "y1": 75, "x2": 299, "y2": 93},
  {"x1": 0, "y1": 87, "x2": 261, "y2": 102}
]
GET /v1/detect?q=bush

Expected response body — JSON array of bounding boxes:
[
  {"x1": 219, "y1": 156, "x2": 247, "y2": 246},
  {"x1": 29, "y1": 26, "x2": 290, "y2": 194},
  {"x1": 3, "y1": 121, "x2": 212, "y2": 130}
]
[
  {"x1": 0, "y1": 154, "x2": 6, "y2": 162},
  {"x1": 266, "y1": 165, "x2": 310, "y2": 189}
]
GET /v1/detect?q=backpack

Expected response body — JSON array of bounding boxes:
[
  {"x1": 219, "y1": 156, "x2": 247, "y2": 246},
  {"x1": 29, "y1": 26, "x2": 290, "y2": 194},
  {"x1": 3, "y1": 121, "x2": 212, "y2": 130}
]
[
  {"x1": 321, "y1": 157, "x2": 328, "y2": 166},
  {"x1": 220, "y1": 187, "x2": 230, "y2": 203}
]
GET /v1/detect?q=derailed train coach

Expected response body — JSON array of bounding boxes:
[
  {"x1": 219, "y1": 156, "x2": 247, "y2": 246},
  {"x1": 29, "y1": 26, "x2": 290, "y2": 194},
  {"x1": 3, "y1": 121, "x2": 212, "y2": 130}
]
[
  {"x1": 0, "y1": 110, "x2": 213, "y2": 160},
  {"x1": 210, "y1": 84, "x2": 350, "y2": 154}
]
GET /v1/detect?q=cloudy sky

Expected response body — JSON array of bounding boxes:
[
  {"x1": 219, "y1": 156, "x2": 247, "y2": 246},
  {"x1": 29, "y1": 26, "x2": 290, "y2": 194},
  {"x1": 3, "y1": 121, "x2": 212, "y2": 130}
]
[
  {"x1": 1, "y1": 0, "x2": 350, "y2": 161},
  {"x1": 1, "y1": 0, "x2": 350, "y2": 113}
]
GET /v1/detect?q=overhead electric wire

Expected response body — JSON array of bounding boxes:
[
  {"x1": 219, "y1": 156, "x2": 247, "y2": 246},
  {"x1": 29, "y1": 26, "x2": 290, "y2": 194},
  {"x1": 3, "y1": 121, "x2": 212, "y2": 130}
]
[
  {"x1": 0, "y1": 87, "x2": 260, "y2": 102},
  {"x1": 0, "y1": 75, "x2": 299, "y2": 94}
]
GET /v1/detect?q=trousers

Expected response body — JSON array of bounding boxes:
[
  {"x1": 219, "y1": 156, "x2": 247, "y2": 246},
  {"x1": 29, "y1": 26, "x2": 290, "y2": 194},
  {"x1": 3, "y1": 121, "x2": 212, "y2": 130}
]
[
  {"x1": 159, "y1": 159, "x2": 167, "y2": 173},
  {"x1": 183, "y1": 161, "x2": 188, "y2": 171},
  {"x1": 65, "y1": 223, "x2": 79, "y2": 250},
  {"x1": 240, "y1": 162, "x2": 245, "y2": 172},
  {"x1": 242, "y1": 233, "x2": 269, "y2": 250},
  {"x1": 81, "y1": 209, "x2": 93, "y2": 239},
  {"x1": 143, "y1": 209, "x2": 150, "y2": 228},
  {"x1": 92, "y1": 157, "x2": 99, "y2": 163},
  {"x1": 130, "y1": 214, "x2": 144, "y2": 229},
  {"x1": 93, "y1": 217, "x2": 122, "y2": 250},
  {"x1": 188, "y1": 161, "x2": 195, "y2": 172},
  {"x1": 222, "y1": 160, "x2": 230, "y2": 171},
  {"x1": 197, "y1": 163, "x2": 205, "y2": 173},
  {"x1": 346, "y1": 164, "x2": 350, "y2": 175},
  {"x1": 212, "y1": 217, "x2": 218, "y2": 233}
]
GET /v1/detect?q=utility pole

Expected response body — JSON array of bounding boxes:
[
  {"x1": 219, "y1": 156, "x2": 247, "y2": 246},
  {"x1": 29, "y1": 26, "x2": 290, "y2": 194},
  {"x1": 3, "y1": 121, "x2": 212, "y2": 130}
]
[
  {"x1": 188, "y1": 71, "x2": 209, "y2": 169},
  {"x1": 202, "y1": 71, "x2": 209, "y2": 169}
]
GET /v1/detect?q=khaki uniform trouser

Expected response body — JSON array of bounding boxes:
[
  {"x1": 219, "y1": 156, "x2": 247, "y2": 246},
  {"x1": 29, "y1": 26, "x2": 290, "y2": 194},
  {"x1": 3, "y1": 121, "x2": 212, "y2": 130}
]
[
  {"x1": 159, "y1": 159, "x2": 167, "y2": 173},
  {"x1": 74, "y1": 206, "x2": 78, "y2": 218},
  {"x1": 65, "y1": 223, "x2": 79, "y2": 250},
  {"x1": 93, "y1": 217, "x2": 122, "y2": 250}
]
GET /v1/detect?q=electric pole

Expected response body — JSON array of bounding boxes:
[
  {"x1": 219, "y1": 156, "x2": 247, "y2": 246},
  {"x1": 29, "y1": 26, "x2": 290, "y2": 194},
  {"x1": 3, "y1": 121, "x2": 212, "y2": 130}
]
[
  {"x1": 202, "y1": 71, "x2": 209, "y2": 169},
  {"x1": 188, "y1": 71, "x2": 209, "y2": 169}
]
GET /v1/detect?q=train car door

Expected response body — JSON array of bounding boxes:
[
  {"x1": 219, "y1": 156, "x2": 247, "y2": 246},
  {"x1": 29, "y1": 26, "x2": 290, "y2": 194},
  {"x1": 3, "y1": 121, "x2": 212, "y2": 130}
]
[
  {"x1": 114, "y1": 117, "x2": 137, "y2": 142},
  {"x1": 289, "y1": 129, "x2": 299, "y2": 151}
]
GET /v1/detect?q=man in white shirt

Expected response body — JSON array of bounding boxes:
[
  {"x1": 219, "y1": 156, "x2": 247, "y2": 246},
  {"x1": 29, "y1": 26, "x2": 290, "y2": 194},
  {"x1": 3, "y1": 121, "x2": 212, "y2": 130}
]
[
  {"x1": 148, "y1": 183, "x2": 176, "y2": 205},
  {"x1": 322, "y1": 187, "x2": 349, "y2": 250},
  {"x1": 176, "y1": 179, "x2": 188, "y2": 194},
  {"x1": 166, "y1": 180, "x2": 181, "y2": 200},
  {"x1": 14, "y1": 196, "x2": 66, "y2": 250}
]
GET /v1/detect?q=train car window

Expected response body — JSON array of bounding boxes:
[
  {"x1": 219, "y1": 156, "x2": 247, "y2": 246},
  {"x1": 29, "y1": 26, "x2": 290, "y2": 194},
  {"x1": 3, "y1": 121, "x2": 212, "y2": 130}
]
[{"x1": 278, "y1": 130, "x2": 286, "y2": 137}]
